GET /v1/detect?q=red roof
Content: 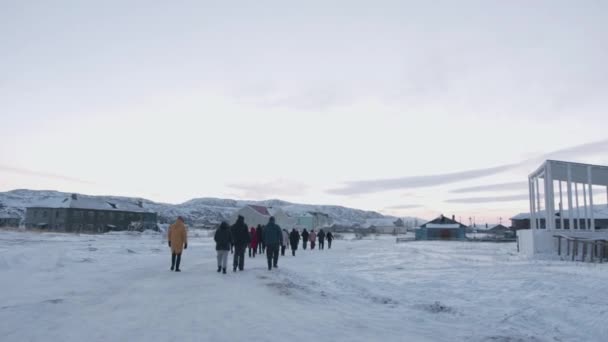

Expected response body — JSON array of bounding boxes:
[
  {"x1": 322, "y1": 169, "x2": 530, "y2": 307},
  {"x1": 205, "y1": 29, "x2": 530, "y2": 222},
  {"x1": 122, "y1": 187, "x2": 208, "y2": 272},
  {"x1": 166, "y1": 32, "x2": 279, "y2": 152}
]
[{"x1": 249, "y1": 205, "x2": 270, "y2": 216}]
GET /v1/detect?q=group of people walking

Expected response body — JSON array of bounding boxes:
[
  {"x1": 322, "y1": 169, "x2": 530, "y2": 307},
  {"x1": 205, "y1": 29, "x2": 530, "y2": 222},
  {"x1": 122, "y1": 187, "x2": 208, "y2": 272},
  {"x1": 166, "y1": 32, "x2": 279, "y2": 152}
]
[{"x1": 166, "y1": 215, "x2": 334, "y2": 274}]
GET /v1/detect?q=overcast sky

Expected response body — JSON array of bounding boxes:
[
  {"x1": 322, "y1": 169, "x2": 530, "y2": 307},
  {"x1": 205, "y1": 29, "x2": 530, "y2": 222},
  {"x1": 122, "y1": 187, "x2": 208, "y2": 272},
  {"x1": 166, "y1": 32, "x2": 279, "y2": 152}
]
[{"x1": 1, "y1": 0, "x2": 607, "y2": 223}]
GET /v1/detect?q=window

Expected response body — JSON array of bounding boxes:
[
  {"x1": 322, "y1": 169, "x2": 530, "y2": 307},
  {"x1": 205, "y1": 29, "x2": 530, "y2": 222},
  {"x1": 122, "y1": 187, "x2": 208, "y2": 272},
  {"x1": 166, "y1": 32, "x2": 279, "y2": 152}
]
[
  {"x1": 56, "y1": 211, "x2": 59, "y2": 218},
  {"x1": 42, "y1": 211, "x2": 48, "y2": 217}
]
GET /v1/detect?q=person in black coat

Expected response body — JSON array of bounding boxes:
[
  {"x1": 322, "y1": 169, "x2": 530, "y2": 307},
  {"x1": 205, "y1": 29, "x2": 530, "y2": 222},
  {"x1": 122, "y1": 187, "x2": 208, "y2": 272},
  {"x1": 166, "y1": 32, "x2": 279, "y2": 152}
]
[
  {"x1": 301, "y1": 229, "x2": 309, "y2": 250},
  {"x1": 256, "y1": 224, "x2": 265, "y2": 254},
  {"x1": 289, "y1": 228, "x2": 300, "y2": 256},
  {"x1": 318, "y1": 229, "x2": 326, "y2": 250},
  {"x1": 326, "y1": 231, "x2": 334, "y2": 249},
  {"x1": 214, "y1": 222, "x2": 232, "y2": 274},
  {"x1": 230, "y1": 215, "x2": 251, "y2": 272}
]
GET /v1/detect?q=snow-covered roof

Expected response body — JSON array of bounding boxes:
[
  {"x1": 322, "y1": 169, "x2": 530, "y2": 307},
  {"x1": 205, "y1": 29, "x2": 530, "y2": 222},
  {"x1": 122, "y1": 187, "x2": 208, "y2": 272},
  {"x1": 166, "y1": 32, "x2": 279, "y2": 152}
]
[
  {"x1": 248, "y1": 205, "x2": 271, "y2": 216},
  {"x1": 511, "y1": 205, "x2": 608, "y2": 220},
  {"x1": 420, "y1": 215, "x2": 466, "y2": 228},
  {"x1": 29, "y1": 195, "x2": 154, "y2": 213}
]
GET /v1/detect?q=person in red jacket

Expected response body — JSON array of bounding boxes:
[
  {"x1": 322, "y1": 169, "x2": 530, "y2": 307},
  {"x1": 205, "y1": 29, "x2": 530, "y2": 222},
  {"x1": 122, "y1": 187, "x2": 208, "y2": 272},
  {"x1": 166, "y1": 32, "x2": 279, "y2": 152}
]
[{"x1": 249, "y1": 227, "x2": 258, "y2": 258}]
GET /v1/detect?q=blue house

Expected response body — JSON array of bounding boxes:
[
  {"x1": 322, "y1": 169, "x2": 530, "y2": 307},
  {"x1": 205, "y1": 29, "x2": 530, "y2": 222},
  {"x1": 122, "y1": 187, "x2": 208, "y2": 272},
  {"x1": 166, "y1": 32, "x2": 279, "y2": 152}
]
[{"x1": 415, "y1": 215, "x2": 467, "y2": 241}]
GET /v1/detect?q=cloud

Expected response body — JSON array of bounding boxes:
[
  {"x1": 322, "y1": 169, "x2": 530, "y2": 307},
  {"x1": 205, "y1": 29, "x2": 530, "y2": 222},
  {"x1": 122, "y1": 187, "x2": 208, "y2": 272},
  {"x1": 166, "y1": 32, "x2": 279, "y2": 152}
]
[
  {"x1": 542, "y1": 138, "x2": 608, "y2": 162},
  {"x1": 327, "y1": 138, "x2": 608, "y2": 196},
  {"x1": 0, "y1": 165, "x2": 94, "y2": 184},
  {"x1": 445, "y1": 194, "x2": 529, "y2": 204},
  {"x1": 327, "y1": 163, "x2": 519, "y2": 195},
  {"x1": 384, "y1": 204, "x2": 424, "y2": 210},
  {"x1": 227, "y1": 179, "x2": 308, "y2": 199},
  {"x1": 450, "y1": 182, "x2": 527, "y2": 194}
]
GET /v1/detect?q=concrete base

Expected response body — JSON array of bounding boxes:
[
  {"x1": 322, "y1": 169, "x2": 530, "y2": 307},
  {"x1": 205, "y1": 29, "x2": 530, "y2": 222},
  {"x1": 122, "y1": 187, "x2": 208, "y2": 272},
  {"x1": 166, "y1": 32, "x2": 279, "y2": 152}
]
[{"x1": 518, "y1": 229, "x2": 608, "y2": 257}]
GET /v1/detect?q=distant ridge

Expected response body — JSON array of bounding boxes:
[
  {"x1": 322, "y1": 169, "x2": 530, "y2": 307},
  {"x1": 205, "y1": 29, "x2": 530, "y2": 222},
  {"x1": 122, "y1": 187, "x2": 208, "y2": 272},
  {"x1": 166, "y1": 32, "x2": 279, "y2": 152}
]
[{"x1": 0, "y1": 189, "x2": 423, "y2": 228}]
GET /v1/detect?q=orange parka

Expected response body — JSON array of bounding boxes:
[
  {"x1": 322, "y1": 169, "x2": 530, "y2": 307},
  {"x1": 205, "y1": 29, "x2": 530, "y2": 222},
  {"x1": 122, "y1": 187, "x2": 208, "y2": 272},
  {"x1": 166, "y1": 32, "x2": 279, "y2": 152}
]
[{"x1": 168, "y1": 220, "x2": 188, "y2": 254}]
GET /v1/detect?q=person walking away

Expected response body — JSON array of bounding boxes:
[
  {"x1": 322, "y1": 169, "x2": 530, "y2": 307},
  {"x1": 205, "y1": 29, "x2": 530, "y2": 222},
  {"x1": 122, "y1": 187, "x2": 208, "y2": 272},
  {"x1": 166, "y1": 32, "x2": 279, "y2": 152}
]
[
  {"x1": 214, "y1": 222, "x2": 232, "y2": 274},
  {"x1": 326, "y1": 231, "x2": 334, "y2": 249},
  {"x1": 309, "y1": 229, "x2": 317, "y2": 250},
  {"x1": 281, "y1": 229, "x2": 289, "y2": 256},
  {"x1": 318, "y1": 229, "x2": 326, "y2": 250},
  {"x1": 256, "y1": 225, "x2": 264, "y2": 254},
  {"x1": 301, "y1": 229, "x2": 309, "y2": 250},
  {"x1": 249, "y1": 226, "x2": 258, "y2": 258},
  {"x1": 289, "y1": 228, "x2": 300, "y2": 256},
  {"x1": 168, "y1": 216, "x2": 188, "y2": 272},
  {"x1": 230, "y1": 215, "x2": 251, "y2": 272},
  {"x1": 263, "y1": 217, "x2": 282, "y2": 270}
]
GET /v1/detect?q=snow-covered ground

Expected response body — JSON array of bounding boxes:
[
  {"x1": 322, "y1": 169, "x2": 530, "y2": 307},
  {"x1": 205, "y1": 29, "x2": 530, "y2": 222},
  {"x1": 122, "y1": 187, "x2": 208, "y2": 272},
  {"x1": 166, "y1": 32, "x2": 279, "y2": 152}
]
[{"x1": 1, "y1": 230, "x2": 606, "y2": 342}]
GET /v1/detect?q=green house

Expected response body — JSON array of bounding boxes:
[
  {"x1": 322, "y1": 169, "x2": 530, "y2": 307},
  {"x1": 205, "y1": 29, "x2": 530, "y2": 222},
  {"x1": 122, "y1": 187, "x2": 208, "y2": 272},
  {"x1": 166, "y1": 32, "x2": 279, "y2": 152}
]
[{"x1": 415, "y1": 215, "x2": 467, "y2": 240}]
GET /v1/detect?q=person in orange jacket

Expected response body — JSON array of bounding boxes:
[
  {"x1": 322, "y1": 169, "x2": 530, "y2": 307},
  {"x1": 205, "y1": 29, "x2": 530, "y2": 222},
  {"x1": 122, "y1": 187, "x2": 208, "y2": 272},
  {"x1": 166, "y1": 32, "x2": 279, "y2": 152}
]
[{"x1": 168, "y1": 216, "x2": 188, "y2": 272}]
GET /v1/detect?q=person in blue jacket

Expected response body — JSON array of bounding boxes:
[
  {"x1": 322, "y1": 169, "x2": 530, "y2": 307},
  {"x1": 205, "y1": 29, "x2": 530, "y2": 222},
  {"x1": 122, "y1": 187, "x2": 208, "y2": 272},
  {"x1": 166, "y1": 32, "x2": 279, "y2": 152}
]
[{"x1": 263, "y1": 216, "x2": 282, "y2": 270}]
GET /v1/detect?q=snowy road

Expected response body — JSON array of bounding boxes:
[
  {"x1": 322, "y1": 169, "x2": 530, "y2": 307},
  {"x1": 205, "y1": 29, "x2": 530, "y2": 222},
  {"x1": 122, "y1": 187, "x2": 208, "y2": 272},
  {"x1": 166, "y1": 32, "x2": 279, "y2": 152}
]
[{"x1": 1, "y1": 230, "x2": 606, "y2": 342}]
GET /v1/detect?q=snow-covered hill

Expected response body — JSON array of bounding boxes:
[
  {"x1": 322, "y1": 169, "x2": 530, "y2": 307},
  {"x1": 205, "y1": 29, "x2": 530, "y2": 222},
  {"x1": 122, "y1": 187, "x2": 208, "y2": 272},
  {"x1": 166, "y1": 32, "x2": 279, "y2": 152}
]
[{"x1": 0, "y1": 189, "x2": 421, "y2": 228}]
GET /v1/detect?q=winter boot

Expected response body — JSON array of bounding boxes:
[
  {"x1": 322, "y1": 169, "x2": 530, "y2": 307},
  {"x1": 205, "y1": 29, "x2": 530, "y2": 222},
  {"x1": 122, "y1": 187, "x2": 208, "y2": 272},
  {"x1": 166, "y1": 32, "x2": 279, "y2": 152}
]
[
  {"x1": 222, "y1": 268, "x2": 227, "y2": 274},
  {"x1": 217, "y1": 266, "x2": 221, "y2": 273}
]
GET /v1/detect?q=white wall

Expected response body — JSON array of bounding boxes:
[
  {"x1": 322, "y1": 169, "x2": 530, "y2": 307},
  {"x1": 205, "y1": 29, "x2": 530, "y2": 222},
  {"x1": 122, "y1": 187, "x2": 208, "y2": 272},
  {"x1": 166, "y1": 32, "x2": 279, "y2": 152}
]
[{"x1": 518, "y1": 229, "x2": 608, "y2": 257}]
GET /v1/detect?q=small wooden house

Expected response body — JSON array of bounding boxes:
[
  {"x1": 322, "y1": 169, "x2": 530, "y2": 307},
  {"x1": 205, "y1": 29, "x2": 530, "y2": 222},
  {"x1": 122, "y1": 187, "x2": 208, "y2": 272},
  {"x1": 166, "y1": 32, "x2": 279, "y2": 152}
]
[
  {"x1": 296, "y1": 211, "x2": 332, "y2": 230},
  {"x1": 230, "y1": 205, "x2": 294, "y2": 228},
  {"x1": 0, "y1": 215, "x2": 20, "y2": 228},
  {"x1": 415, "y1": 215, "x2": 467, "y2": 240}
]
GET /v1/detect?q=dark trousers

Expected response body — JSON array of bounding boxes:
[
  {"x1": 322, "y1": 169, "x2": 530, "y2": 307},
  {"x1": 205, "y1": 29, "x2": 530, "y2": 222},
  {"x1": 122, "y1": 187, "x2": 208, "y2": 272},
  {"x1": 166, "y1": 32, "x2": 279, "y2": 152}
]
[
  {"x1": 303, "y1": 240, "x2": 308, "y2": 250},
  {"x1": 248, "y1": 246, "x2": 257, "y2": 258},
  {"x1": 258, "y1": 242, "x2": 265, "y2": 254},
  {"x1": 319, "y1": 240, "x2": 324, "y2": 250},
  {"x1": 328, "y1": 240, "x2": 332, "y2": 249},
  {"x1": 171, "y1": 253, "x2": 182, "y2": 270},
  {"x1": 311, "y1": 241, "x2": 316, "y2": 250},
  {"x1": 281, "y1": 245, "x2": 286, "y2": 256},
  {"x1": 233, "y1": 244, "x2": 246, "y2": 270},
  {"x1": 290, "y1": 244, "x2": 298, "y2": 256},
  {"x1": 266, "y1": 244, "x2": 279, "y2": 269}
]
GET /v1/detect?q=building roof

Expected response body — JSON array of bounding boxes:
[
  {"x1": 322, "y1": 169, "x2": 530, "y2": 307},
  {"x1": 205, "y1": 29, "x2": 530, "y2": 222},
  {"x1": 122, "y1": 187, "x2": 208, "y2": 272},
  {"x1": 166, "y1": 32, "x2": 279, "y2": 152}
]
[
  {"x1": 511, "y1": 205, "x2": 608, "y2": 220},
  {"x1": 29, "y1": 194, "x2": 154, "y2": 213},
  {"x1": 248, "y1": 205, "x2": 271, "y2": 216},
  {"x1": 487, "y1": 224, "x2": 510, "y2": 231},
  {"x1": 530, "y1": 160, "x2": 608, "y2": 186},
  {"x1": 420, "y1": 215, "x2": 467, "y2": 228}
]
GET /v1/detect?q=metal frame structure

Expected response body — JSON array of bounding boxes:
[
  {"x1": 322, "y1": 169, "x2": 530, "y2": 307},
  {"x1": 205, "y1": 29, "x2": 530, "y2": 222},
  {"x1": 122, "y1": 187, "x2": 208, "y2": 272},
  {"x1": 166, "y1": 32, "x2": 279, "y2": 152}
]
[{"x1": 528, "y1": 160, "x2": 608, "y2": 231}]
